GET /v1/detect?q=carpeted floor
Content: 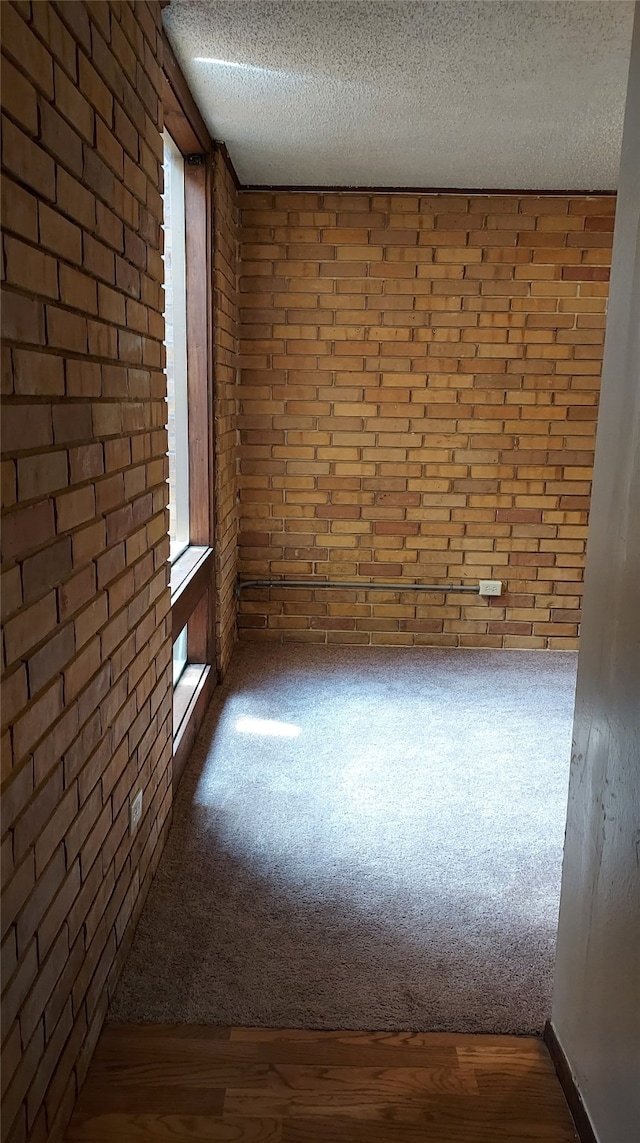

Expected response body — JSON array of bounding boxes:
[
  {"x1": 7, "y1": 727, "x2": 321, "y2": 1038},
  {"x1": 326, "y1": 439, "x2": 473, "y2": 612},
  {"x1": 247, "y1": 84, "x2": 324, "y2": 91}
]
[{"x1": 111, "y1": 643, "x2": 577, "y2": 1034}]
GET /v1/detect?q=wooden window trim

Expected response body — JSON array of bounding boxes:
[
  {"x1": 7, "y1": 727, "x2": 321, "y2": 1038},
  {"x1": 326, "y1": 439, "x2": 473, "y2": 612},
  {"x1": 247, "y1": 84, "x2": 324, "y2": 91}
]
[
  {"x1": 163, "y1": 35, "x2": 217, "y2": 787},
  {"x1": 171, "y1": 547, "x2": 213, "y2": 639},
  {"x1": 162, "y1": 36, "x2": 211, "y2": 156},
  {"x1": 184, "y1": 161, "x2": 215, "y2": 549}
]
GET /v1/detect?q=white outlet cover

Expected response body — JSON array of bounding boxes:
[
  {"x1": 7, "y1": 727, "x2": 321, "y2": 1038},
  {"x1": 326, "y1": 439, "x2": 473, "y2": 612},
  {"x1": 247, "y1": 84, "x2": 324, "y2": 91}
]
[
  {"x1": 479, "y1": 580, "x2": 503, "y2": 597},
  {"x1": 130, "y1": 789, "x2": 143, "y2": 833}
]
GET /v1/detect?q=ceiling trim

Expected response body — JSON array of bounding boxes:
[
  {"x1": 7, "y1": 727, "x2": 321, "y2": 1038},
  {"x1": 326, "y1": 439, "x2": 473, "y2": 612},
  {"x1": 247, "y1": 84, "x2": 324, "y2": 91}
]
[
  {"x1": 239, "y1": 182, "x2": 616, "y2": 196},
  {"x1": 209, "y1": 140, "x2": 617, "y2": 195}
]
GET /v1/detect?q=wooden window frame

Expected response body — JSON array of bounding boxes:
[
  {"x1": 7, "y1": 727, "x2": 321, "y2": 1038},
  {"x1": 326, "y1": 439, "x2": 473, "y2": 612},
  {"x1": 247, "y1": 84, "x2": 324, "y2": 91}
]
[{"x1": 163, "y1": 37, "x2": 217, "y2": 788}]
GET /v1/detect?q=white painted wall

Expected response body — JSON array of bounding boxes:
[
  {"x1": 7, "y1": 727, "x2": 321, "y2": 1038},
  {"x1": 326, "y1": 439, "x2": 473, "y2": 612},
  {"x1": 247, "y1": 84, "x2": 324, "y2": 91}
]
[{"x1": 551, "y1": 6, "x2": 640, "y2": 1142}]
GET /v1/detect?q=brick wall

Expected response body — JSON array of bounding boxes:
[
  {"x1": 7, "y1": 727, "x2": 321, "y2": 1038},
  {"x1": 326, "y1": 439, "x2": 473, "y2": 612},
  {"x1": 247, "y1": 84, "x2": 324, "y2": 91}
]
[
  {"x1": 213, "y1": 147, "x2": 239, "y2": 675},
  {"x1": 1, "y1": 4, "x2": 172, "y2": 1141},
  {"x1": 237, "y1": 191, "x2": 614, "y2": 649}
]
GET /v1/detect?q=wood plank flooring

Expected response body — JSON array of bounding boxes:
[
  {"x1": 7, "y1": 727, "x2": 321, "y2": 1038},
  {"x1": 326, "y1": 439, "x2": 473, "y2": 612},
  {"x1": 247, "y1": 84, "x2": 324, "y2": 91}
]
[{"x1": 65, "y1": 1026, "x2": 578, "y2": 1142}]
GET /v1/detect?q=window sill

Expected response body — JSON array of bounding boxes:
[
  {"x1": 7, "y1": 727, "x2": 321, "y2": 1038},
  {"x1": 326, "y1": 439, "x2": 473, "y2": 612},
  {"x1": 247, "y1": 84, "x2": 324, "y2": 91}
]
[
  {"x1": 172, "y1": 662, "x2": 215, "y2": 789},
  {"x1": 170, "y1": 538, "x2": 190, "y2": 565},
  {"x1": 174, "y1": 662, "x2": 208, "y2": 738}
]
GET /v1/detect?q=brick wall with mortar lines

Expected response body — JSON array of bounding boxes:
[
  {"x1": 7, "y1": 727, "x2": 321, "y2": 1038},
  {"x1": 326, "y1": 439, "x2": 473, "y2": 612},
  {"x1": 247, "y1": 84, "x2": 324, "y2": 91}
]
[
  {"x1": 237, "y1": 191, "x2": 613, "y2": 650},
  {"x1": 213, "y1": 149, "x2": 239, "y2": 676},
  {"x1": 0, "y1": 4, "x2": 172, "y2": 1141}
]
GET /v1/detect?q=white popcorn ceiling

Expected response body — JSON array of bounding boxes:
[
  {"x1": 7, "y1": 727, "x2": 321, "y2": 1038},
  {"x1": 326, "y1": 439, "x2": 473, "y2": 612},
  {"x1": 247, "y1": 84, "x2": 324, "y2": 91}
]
[{"x1": 163, "y1": 0, "x2": 634, "y2": 189}]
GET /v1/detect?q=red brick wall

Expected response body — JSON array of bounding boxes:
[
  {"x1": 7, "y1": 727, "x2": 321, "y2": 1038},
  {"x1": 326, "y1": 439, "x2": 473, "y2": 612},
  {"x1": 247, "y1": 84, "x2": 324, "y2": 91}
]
[
  {"x1": 1, "y1": 4, "x2": 171, "y2": 1140},
  {"x1": 237, "y1": 191, "x2": 614, "y2": 649},
  {"x1": 212, "y1": 148, "x2": 239, "y2": 675}
]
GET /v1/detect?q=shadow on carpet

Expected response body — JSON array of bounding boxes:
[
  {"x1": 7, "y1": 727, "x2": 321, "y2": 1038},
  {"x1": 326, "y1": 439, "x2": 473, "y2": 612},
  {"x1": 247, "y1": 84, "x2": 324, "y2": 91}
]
[{"x1": 110, "y1": 644, "x2": 576, "y2": 1033}]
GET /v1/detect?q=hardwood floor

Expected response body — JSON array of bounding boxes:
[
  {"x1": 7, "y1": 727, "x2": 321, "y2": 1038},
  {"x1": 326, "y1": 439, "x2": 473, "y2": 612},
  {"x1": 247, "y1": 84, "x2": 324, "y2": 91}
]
[{"x1": 65, "y1": 1026, "x2": 578, "y2": 1142}]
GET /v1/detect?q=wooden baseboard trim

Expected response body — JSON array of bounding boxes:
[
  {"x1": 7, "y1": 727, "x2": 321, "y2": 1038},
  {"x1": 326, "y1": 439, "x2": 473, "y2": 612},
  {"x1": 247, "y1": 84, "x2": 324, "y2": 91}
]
[{"x1": 544, "y1": 1021, "x2": 598, "y2": 1143}]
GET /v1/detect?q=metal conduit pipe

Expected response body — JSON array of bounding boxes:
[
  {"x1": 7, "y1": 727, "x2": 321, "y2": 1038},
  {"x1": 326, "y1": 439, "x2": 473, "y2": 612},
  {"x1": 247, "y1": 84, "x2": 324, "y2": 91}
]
[{"x1": 235, "y1": 579, "x2": 480, "y2": 598}]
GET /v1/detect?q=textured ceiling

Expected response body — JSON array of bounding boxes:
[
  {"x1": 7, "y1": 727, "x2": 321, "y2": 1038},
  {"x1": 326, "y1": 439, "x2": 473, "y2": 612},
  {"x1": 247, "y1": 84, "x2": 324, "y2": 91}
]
[{"x1": 163, "y1": 1, "x2": 634, "y2": 189}]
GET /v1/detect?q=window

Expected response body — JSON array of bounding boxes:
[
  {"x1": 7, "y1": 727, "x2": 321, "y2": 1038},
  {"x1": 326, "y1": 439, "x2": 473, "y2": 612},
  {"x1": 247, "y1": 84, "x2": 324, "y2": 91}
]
[
  {"x1": 163, "y1": 130, "x2": 190, "y2": 563},
  {"x1": 161, "y1": 42, "x2": 219, "y2": 789},
  {"x1": 173, "y1": 624, "x2": 188, "y2": 687}
]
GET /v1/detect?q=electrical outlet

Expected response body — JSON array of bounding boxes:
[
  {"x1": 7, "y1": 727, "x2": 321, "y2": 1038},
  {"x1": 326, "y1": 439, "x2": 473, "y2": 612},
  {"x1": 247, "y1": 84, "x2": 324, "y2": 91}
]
[
  {"x1": 130, "y1": 789, "x2": 143, "y2": 835},
  {"x1": 479, "y1": 580, "x2": 503, "y2": 597}
]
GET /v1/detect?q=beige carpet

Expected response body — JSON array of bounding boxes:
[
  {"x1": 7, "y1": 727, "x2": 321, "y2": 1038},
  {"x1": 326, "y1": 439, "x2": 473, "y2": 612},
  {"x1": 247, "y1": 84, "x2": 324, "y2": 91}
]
[{"x1": 111, "y1": 643, "x2": 576, "y2": 1033}]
